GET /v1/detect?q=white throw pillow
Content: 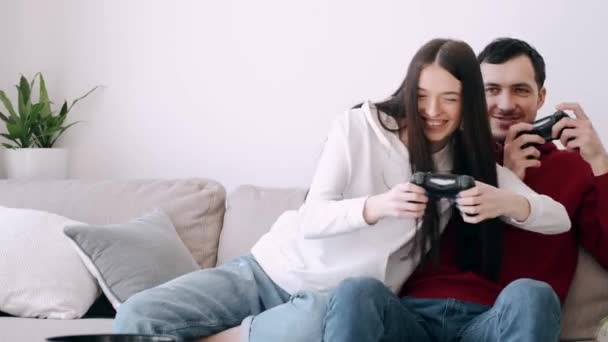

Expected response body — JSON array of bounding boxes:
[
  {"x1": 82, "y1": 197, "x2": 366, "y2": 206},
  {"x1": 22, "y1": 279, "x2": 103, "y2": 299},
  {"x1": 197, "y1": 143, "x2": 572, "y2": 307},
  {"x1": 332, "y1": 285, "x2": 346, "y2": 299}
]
[{"x1": 0, "y1": 207, "x2": 100, "y2": 319}]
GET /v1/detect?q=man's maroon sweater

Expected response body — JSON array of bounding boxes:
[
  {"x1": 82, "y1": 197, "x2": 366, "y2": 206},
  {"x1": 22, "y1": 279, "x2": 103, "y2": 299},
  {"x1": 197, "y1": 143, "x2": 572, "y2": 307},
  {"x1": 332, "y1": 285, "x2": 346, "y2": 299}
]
[{"x1": 402, "y1": 143, "x2": 608, "y2": 304}]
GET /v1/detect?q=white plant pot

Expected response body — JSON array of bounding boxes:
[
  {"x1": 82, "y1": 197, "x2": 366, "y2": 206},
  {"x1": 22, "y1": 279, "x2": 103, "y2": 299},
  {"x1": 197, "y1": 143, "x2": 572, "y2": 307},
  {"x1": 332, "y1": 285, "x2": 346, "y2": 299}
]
[{"x1": 4, "y1": 148, "x2": 69, "y2": 180}]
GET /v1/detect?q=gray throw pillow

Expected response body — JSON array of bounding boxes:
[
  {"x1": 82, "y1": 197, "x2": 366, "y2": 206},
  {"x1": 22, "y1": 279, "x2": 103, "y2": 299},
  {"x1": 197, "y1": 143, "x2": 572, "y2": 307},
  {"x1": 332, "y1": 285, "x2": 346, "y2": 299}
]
[{"x1": 63, "y1": 210, "x2": 200, "y2": 309}]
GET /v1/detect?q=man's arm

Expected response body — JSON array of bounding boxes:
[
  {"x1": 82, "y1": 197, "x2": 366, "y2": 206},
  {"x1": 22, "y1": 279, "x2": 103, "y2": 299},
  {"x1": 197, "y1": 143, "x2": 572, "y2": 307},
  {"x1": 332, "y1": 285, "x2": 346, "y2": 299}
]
[
  {"x1": 576, "y1": 173, "x2": 608, "y2": 268},
  {"x1": 559, "y1": 103, "x2": 608, "y2": 265},
  {"x1": 503, "y1": 102, "x2": 608, "y2": 266}
]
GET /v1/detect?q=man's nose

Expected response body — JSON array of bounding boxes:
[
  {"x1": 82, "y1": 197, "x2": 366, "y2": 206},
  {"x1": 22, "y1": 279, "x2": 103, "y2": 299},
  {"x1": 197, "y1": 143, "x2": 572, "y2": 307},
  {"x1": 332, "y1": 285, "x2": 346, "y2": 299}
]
[{"x1": 496, "y1": 92, "x2": 516, "y2": 112}]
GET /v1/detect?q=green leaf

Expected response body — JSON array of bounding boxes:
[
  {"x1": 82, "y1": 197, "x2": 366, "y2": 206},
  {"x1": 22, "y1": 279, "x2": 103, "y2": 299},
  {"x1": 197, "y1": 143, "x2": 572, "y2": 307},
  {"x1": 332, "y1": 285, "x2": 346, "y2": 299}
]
[
  {"x1": 31, "y1": 102, "x2": 45, "y2": 114},
  {"x1": 0, "y1": 90, "x2": 17, "y2": 117},
  {"x1": 68, "y1": 85, "x2": 99, "y2": 112},
  {"x1": 17, "y1": 85, "x2": 24, "y2": 116},
  {"x1": 1, "y1": 132, "x2": 16, "y2": 140},
  {"x1": 0, "y1": 133, "x2": 22, "y2": 146},
  {"x1": 0, "y1": 111, "x2": 11, "y2": 123},
  {"x1": 2, "y1": 143, "x2": 17, "y2": 149},
  {"x1": 20, "y1": 135, "x2": 32, "y2": 148},
  {"x1": 38, "y1": 74, "x2": 52, "y2": 117},
  {"x1": 58, "y1": 101, "x2": 68, "y2": 117},
  {"x1": 29, "y1": 72, "x2": 41, "y2": 92},
  {"x1": 17, "y1": 84, "x2": 31, "y2": 120},
  {"x1": 6, "y1": 122, "x2": 23, "y2": 137},
  {"x1": 17, "y1": 76, "x2": 33, "y2": 120},
  {"x1": 49, "y1": 121, "x2": 80, "y2": 147},
  {"x1": 19, "y1": 76, "x2": 31, "y2": 105},
  {"x1": 5, "y1": 121, "x2": 30, "y2": 148},
  {"x1": 54, "y1": 113, "x2": 66, "y2": 127},
  {"x1": 35, "y1": 125, "x2": 62, "y2": 138},
  {"x1": 31, "y1": 134, "x2": 44, "y2": 148}
]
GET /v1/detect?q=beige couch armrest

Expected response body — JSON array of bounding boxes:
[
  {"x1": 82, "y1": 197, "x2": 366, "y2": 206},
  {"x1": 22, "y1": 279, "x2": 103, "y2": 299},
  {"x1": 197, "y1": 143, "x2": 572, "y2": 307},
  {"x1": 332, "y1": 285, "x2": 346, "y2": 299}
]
[{"x1": 561, "y1": 249, "x2": 608, "y2": 341}]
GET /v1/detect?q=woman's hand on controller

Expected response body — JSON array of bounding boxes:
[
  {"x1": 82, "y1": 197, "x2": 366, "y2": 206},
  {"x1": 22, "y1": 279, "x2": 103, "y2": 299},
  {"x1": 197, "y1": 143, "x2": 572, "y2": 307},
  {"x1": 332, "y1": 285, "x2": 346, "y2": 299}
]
[
  {"x1": 363, "y1": 182, "x2": 428, "y2": 225},
  {"x1": 455, "y1": 181, "x2": 531, "y2": 224}
]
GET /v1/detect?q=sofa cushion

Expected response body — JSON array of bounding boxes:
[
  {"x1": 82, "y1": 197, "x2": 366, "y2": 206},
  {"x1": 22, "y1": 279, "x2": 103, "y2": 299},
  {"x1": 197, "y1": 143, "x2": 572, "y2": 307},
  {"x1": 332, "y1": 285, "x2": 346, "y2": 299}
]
[
  {"x1": 0, "y1": 207, "x2": 99, "y2": 319},
  {"x1": 0, "y1": 317, "x2": 113, "y2": 342},
  {"x1": 0, "y1": 179, "x2": 226, "y2": 268},
  {"x1": 561, "y1": 248, "x2": 608, "y2": 340},
  {"x1": 64, "y1": 210, "x2": 201, "y2": 310},
  {"x1": 217, "y1": 185, "x2": 307, "y2": 265},
  {"x1": 0, "y1": 291, "x2": 116, "y2": 319}
]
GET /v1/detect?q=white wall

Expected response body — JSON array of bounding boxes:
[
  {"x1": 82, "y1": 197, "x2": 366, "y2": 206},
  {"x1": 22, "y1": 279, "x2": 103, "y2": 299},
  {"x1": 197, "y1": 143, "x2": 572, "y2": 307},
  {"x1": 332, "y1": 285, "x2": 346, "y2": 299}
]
[{"x1": 1, "y1": 0, "x2": 606, "y2": 190}]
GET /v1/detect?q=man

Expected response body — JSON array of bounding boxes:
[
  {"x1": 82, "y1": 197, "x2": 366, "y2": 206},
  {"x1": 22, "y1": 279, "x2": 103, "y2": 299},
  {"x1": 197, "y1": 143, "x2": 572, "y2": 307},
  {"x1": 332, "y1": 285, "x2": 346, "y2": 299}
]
[
  {"x1": 320, "y1": 38, "x2": 608, "y2": 342},
  {"x1": 478, "y1": 38, "x2": 608, "y2": 306}
]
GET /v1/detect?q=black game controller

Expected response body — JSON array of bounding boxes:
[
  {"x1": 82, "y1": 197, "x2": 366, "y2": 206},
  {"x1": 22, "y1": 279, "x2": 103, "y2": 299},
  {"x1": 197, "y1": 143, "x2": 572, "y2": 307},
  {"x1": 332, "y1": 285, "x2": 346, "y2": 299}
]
[
  {"x1": 517, "y1": 110, "x2": 570, "y2": 146},
  {"x1": 411, "y1": 172, "x2": 475, "y2": 198}
]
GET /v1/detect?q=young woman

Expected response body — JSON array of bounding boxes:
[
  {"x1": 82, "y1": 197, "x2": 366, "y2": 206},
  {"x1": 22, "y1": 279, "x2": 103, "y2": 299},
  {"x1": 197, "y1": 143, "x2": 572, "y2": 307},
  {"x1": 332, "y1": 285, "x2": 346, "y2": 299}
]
[{"x1": 113, "y1": 39, "x2": 570, "y2": 342}]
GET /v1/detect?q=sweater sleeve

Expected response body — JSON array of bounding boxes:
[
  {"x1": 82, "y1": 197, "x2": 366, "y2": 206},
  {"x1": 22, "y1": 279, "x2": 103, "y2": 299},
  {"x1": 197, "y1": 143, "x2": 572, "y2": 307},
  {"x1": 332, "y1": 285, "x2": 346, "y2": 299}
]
[
  {"x1": 496, "y1": 164, "x2": 571, "y2": 234},
  {"x1": 577, "y1": 172, "x2": 608, "y2": 268},
  {"x1": 297, "y1": 114, "x2": 372, "y2": 239}
]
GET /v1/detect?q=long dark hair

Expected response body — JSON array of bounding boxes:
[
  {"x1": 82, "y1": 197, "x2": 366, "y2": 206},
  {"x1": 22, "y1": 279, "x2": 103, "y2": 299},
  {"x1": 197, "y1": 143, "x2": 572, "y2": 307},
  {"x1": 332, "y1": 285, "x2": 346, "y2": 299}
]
[{"x1": 368, "y1": 39, "x2": 503, "y2": 280}]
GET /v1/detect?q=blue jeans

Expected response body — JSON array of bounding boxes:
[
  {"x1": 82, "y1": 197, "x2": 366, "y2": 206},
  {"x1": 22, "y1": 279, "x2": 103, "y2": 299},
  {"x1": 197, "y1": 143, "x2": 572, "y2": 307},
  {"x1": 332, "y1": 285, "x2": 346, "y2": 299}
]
[
  {"x1": 324, "y1": 277, "x2": 561, "y2": 342},
  {"x1": 113, "y1": 255, "x2": 330, "y2": 341}
]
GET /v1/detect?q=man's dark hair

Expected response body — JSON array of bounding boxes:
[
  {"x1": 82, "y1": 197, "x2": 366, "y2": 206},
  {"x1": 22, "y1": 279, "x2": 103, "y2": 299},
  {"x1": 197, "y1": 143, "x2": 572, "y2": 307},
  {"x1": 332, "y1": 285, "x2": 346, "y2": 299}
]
[{"x1": 478, "y1": 37, "x2": 546, "y2": 88}]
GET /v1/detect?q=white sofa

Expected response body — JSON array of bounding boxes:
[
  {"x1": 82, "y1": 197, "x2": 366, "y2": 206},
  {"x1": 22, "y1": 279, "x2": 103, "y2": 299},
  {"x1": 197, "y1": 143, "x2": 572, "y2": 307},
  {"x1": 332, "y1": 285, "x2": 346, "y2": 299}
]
[{"x1": 0, "y1": 179, "x2": 606, "y2": 342}]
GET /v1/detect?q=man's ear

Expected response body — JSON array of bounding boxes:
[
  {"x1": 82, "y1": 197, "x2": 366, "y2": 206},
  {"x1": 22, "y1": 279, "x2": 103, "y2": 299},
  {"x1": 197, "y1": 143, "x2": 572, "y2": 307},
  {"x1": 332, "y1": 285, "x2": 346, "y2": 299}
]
[{"x1": 537, "y1": 87, "x2": 547, "y2": 110}]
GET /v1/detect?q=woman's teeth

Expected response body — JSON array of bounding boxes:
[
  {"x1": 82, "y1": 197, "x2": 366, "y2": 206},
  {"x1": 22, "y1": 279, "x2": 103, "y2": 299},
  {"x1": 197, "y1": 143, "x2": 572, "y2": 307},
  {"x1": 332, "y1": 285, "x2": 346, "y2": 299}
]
[{"x1": 425, "y1": 120, "x2": 446, "y2": 127}]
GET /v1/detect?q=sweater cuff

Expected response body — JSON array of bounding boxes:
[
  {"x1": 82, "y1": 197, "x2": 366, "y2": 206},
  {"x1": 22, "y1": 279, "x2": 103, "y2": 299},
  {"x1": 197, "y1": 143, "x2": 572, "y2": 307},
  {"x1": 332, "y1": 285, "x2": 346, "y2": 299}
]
[{"x1": 346, "y1": 196, "x2": 373, "y2": 228}]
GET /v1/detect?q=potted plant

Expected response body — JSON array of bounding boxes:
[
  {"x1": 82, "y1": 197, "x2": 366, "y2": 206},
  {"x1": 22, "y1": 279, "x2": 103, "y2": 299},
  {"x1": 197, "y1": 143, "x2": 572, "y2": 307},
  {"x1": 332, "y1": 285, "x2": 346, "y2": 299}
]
[{"x1": 0, "y1": 73, "x2": 97, "y2": 179}]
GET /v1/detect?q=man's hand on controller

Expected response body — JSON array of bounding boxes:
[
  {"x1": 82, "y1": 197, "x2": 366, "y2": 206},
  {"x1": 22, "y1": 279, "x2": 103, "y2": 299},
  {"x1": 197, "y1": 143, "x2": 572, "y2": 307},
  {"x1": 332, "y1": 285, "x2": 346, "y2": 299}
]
[
  {"x1": 553, "y1": 102, "x2": 608, "y2": 176},
  {"x1": 503, "y1": 122, "x2": 546, "y2": 179}
]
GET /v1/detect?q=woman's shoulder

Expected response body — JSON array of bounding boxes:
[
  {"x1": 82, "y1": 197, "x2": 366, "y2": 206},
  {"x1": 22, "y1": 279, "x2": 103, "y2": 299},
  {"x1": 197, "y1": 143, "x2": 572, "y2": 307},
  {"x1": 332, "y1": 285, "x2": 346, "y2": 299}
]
[
  {"x1": 338, "y1": 101, "x2": 371, "y2": 123},
  {"x1": 333, "y1": 100, "x2": 388, "y2": 131},
  {"x1": 324, "y1": 101, "x2": 405, "y2": 157},
  {"x1": 325, "y1": 101, "x2": 372, "y2": 136}
]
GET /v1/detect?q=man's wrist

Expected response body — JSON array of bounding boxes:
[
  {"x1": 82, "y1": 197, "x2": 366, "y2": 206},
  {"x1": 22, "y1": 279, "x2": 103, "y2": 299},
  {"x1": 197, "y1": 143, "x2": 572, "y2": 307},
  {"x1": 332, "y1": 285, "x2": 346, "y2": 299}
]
[
  {"x1": 363, "y1": 196, "x2": 380, "y2": 225},
  {"x1": 505, "y1": 194, "x2": 531, "y2": 222},
  {"x1": 589, "y1": 153, "x2": 608, "y2": 176}
]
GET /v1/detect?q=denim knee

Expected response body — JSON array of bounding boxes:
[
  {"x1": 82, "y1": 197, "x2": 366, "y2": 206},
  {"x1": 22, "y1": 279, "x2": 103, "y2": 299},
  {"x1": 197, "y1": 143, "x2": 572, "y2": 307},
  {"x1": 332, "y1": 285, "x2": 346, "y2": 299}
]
[
  {"x1": 287, "y1": 291, "x2": 328, "y2": 341},
  {"x1": 333, "y1": 277, "x2": 391, "y2": 303},
  {"x1": 499, "y1": 278, "x2": 560, "y2": 319},
  {"x1": 324, "y1": 277, "x2": 424, "y2": 342},
  {"x1": 113, "y1": 291, "x2": 165, "y2": 335},
  {"x1": 248, "y1": 291, "x2": 328, "y2": 342},
  {"x1": 327, "y1": 277, "x2": 393, "y2": 319}
]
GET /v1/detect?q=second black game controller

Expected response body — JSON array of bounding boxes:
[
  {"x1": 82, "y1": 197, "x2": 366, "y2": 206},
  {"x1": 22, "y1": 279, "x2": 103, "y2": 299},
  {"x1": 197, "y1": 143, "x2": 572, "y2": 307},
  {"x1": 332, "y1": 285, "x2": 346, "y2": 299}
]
[
  {"x1": 411, "y1": 172, "x2": 475, "y2": 198},
  {"x1": 517, "y1": 110, "x2": 569, "y2": 146}
]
